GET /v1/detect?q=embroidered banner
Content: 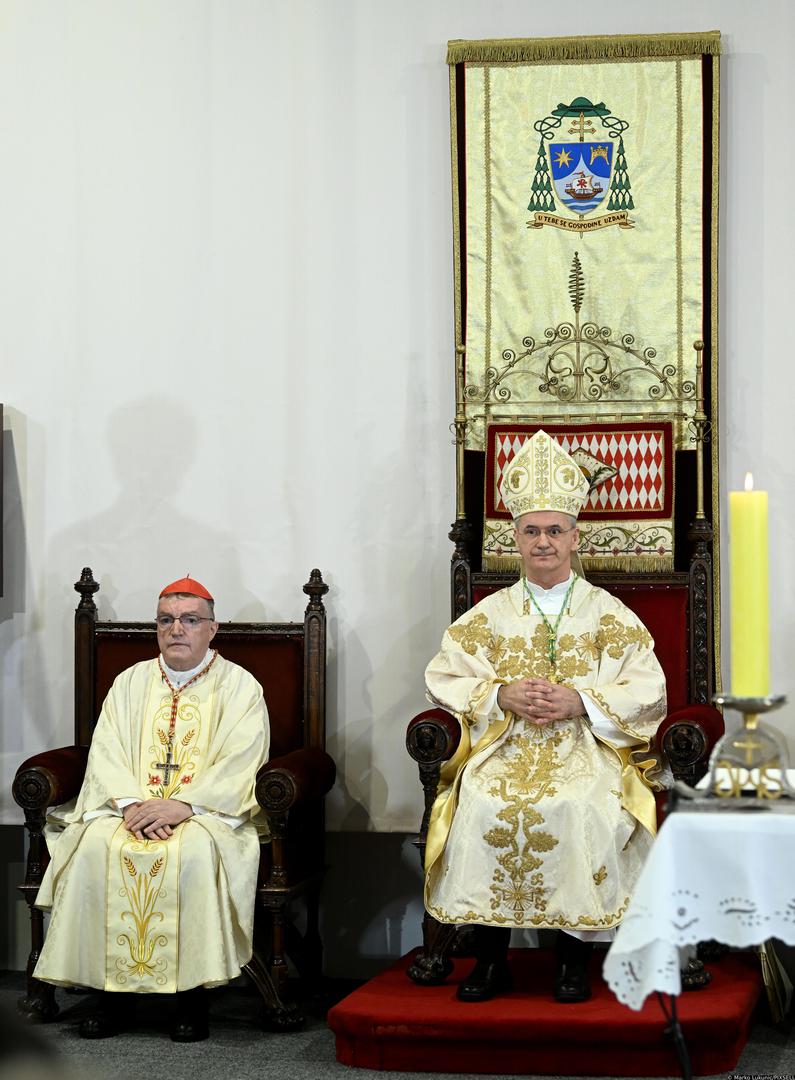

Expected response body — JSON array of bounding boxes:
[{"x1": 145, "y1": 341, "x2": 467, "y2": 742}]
[
  {"x1": 484, "y1": 422, "x2": 674, "y2": 572},
  {"x1": 448, "y1": 31, "x2": 719, "y2": 573}
]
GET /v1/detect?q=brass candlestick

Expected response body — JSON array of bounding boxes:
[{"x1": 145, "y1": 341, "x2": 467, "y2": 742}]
[
  {"x1": 673, "y1": 693, "x2": 794, "y2": 809},
  {"x1": 708, "y1": 694, "x2": 792, "y2": 799}
]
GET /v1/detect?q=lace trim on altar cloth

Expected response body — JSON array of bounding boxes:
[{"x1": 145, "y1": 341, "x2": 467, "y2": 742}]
[{"x1": 604, "y1": 890, "x2": 795, "y2": 1010}]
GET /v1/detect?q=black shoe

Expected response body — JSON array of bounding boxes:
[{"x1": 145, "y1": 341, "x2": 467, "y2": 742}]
[
  {"x1": 554, "y1": 958, "x2": 591, "y2": 1002},
  {"x1": 456, "y1": 959, "x2": 513, "y2": 1002},
  {"x1": 554, "y1": 934, "x2": 593, "y2": 1003},
  {"x1": 170, "y1": 988, "x2": 209, "y2": 1043},
  {"x1": 79, "y1": 994, "x2": 121, "y2": 1039},
  {"x1": 170, "y1": 1015, "x2": 209, "y2": 1042}
]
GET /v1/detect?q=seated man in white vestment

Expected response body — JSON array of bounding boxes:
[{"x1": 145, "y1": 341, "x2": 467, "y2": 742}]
[
  {"x1": 34, "y1": 576, "x2": 270, "y2": 1041},
  {"x1": 423, "y1": 430, "x2": 669, "y2": 1003}
]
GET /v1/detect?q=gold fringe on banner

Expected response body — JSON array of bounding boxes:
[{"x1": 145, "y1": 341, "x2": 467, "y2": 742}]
[
  {"x1": 582, "y1": 555, "x2": 675, "y2": 575},
  {"x1": 481, "y1": 554, "x2": 675, "y2": 575},
  {"x1": 481, "y1": 554, "x2": 523, "y2": 574},
  {"x1": 446, "y1": 31, "x2": 721, "y2": 66}
]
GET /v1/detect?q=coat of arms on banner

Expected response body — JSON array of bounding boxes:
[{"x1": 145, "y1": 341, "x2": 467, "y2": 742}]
[{"x1": 528, "y1": 97, "x2": 635, "y2": 233}]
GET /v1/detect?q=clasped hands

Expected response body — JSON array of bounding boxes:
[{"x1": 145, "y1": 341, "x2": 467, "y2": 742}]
[
  {"x1": 123, "y1": 798, "x2": 193, "y2": 841},
  {"x1": 497, "y1": 678, "x2": 584, "y2": 725}
]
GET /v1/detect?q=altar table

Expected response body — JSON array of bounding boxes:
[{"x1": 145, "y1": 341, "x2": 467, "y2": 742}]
[{"x1": 604, "y1": 811, "x2": 795, "y2": 1010}]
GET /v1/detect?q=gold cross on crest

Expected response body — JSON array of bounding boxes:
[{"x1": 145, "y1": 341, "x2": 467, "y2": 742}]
[{"x1": 568, "y1": 112, "x2": 596, "y2": 142}]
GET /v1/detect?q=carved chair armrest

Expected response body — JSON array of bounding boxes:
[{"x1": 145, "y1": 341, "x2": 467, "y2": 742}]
[
  {"x1": 13, "y1": 746, "x2": 90, "y2": 813},
  {"x1": 406, "y1": 708, "x2": 462, "y2": 854},
  {"x1": 406, "y1": 708, "x2": 461, "y2": 766},
  {"x1": 658, "y1": 704, "x2": 724, "y2": 786},
  {"x1": 256, "y1": 747, "x2": 336, "y2": 814}
]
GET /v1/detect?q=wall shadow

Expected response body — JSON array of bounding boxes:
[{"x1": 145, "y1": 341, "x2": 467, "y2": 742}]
[{"x1": 46, "y1": 395, "x2": 258, "y2": 621}]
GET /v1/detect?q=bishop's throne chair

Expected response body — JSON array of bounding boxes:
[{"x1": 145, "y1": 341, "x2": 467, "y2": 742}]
[
  {"x1": 405, "y1": 417, "x2": 725, "y2": 986},
  {"x1": 13, "y1": 567, "x2": 336, "y2": 1030}
]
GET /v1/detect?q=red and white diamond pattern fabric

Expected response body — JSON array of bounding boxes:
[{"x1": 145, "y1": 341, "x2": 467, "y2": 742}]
[
  {"x1": 493, "y1": 430, "x2": 666, "y2": 517},
  {"x1": 483, "y1": 422, "x2": 674, "y2": 572}
]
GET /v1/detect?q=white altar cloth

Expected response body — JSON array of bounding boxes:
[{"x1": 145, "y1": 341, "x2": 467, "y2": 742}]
[{"x1": 603, "y1": 811, "x2": 795, "y2": 1010}]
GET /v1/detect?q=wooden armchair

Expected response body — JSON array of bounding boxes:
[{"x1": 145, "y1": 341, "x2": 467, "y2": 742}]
[
  {"x1": 13, "y1": 567, "x2": 335, "y2": 1029},
  {"x1": 406, "y1": 523, "x2": 724, "y2": 986}
]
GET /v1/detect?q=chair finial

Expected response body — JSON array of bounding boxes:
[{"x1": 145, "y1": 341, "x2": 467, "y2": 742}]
[
  {"x1": 303, "y1": 569, "x2": 328, "y2": 611},
  {"x1": 74, "y1": 568, "x2": 100, "y2": 612}
]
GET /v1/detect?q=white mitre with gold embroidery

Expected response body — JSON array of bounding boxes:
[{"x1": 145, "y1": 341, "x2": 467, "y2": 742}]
[{"x1": 500, "y1": 428, "x2": 589, "y2": 519}]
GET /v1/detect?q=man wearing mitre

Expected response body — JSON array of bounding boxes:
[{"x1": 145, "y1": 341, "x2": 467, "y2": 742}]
[
  {"x1": 34, "y1": 576, "x2": 270, "y2": 1041},
  {"x1": 424, "y1": 429, "x2": 668, "y2": 1003}
]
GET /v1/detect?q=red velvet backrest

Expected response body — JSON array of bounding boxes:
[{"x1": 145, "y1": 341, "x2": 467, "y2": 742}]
[
  {"x1": 471, "y1": 579, "x2": 690, "y2": 711},
  {"x1": 92, "y1": 624, "x2": 305, "y2": 759},
  {"x1": 605, "y1": 584, "x2": 689, "y2": 711}
]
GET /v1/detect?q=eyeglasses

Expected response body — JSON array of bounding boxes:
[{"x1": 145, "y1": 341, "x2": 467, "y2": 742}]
[
  {"x1": 155, "y1": 614, "x2": 214, "y2": 629},
  {"x1": 517, "y1": 525, "x2": 577, "y2": 540}
]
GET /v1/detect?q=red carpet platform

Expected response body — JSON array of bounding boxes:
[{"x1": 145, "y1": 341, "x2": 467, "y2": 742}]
[{"x1": 328, "y1": 949, "x2": 763, "y2": 1075}]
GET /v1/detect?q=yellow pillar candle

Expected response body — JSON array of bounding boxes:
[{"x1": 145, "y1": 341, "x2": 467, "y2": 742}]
[{"x1": 729, "y1": 473, "x2": 769, "y2": 696}]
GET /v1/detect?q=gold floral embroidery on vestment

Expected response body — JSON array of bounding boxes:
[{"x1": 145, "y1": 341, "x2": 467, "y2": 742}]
[
  {"x1": 498, "y1": 731, "x2": 562, "y2": 798},
  {"x1": 483, "y1": 730, "x2": 564, "y2": 918},
  {"x1": 447, "y1": 613, "x2": 498, "y2": 656},
  {"x1": 595, "y1": 614, "x2": 653, "y2": 658},
  {"x1": 585, "y1": 688, "x2": 622, "y2": 725},
  {"x1": 115, "y1": 838, "x2": 169, "y2": 986},
  {"x1": 463, "y1": 677, "x2": 501, "y2": 726},
  {"x1": 575, "y1": 632, "x2": 602, "y2": 661},
  {"x1": 425, "y1": 899, "x2": 630, "y2": 930},
  {"x1": 527, "y1": 901, "x2": 630, "y2": 929},
  {"x1": 148, "y1": 696, "x2": 202, "y2": 799},
  {"x1": 447, "y1": 616, "x2": 593, "y2": 684},
  {"x1": 593, "y1": 866, "x2": 607, "y2": 885},
  {"x1": 554, "y1": 652, "x2": 590, "y2": 682}
]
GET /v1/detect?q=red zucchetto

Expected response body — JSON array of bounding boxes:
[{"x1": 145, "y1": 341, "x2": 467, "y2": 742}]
[{"x1": 159, "y1": 576, "x2": 214, "y2": 602}]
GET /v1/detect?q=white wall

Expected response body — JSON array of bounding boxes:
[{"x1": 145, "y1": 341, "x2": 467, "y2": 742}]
[{"x1": 1, "y1": 1, "x2": 794, "y2": 849}]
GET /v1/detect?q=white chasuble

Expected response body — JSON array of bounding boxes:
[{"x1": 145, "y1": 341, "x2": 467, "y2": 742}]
[
  {"x1": 34, "y1": 654, "x2": 269, "y2": 993},
  {"x1": 424, "y1": 577, "x2": 667, "y2": 931}
]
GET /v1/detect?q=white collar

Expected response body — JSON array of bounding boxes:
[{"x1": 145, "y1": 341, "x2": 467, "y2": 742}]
[
  {"x1": 160, "y1": 649, "x2": 215, "y2": 688},
  {"x1": 523, "y1": 571, "x2": 576, "y2": 601}
]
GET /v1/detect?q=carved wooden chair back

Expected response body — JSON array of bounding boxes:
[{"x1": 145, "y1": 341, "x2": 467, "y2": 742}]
[{"x1": 73, "y1": 570, "x2": 325, "y2": 752}]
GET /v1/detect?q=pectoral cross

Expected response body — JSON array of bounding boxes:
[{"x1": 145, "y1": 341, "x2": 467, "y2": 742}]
[{"x1": 154, "y1": 746, "x2": 180, "y2": 786}]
